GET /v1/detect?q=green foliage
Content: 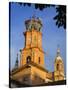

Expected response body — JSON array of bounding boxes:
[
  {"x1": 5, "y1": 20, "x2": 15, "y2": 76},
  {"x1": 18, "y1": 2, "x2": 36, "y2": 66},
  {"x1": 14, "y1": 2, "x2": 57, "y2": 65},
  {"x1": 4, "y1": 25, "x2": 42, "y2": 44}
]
[{"x1": 54, "y1": 5, "x2": 66, "y2": 29}]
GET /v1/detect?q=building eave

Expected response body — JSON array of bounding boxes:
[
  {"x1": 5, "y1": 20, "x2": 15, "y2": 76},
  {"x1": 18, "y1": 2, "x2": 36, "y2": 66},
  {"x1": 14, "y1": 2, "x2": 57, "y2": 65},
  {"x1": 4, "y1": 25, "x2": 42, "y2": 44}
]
[{"x1": 11, "y1": 61, "x2": 48, "y2": 76}]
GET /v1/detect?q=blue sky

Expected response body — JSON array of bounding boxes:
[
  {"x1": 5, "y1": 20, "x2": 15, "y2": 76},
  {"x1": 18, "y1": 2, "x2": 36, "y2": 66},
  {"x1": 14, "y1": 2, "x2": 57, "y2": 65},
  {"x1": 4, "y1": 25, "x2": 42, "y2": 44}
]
[{"x1": 10, "y1": 2, "x2": 66, "y2": 75}]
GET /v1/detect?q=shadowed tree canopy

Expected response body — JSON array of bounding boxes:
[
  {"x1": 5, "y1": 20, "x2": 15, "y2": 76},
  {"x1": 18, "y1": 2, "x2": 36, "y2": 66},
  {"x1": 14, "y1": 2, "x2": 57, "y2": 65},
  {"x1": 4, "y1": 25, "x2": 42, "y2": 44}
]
[{"x1": 18, "y1": 3, "x2": 66, "y2": 30}]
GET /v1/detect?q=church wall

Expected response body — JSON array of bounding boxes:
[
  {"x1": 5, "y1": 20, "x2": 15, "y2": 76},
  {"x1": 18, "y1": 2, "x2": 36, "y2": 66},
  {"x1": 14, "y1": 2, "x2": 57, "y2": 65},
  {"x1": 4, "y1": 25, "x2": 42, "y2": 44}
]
[
  {"x1": 25, "y1": 31, "x2": 31, "y2": 48},
  {"x1": 20, "y1": 47, "x2": 44, "y2": 67},
  {"x1": 11, "y1": 67, "x2": 31, "y2": 81},
  {"x1": 37, "y1": 31, "x2": 42, "y2": 49},
  {"x1": 32, "y1": 48, "x2": 44, "y2": 67},
  {"x1": 31, "y1": 30, "x2": 38, "y2": 47},
  {"x1": 20, "y1": 49, "x2": 32, "y2": 66},
  {"x1": 54, "y1": 71, "x2": 64, "y2": 81},
  {"x1": 46, "y1": 72, "x2": 53, "y2": 80},
  {"x1": 25, "y1": 30, "x2": 42, "y2": 49},
  {"x1": 31, "y1": 65, "x2": 48, "y2": 82}
]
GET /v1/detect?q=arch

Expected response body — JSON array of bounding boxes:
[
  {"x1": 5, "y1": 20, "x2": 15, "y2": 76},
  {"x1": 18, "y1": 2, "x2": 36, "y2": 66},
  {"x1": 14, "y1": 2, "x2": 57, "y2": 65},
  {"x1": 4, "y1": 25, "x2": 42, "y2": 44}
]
[
  {"x1": 26, "y1": 56, "x2": 31, "y2": 63},
  {"x1": 38, "y1": 57, "x2": 41, "y2": 64}
]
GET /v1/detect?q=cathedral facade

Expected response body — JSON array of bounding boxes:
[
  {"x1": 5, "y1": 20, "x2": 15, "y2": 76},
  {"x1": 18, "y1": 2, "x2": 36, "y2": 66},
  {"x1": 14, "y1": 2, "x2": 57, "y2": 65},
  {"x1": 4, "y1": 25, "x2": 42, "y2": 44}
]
[{"x1": 10, "y1": 16, "x2": 65, "y2": 87}]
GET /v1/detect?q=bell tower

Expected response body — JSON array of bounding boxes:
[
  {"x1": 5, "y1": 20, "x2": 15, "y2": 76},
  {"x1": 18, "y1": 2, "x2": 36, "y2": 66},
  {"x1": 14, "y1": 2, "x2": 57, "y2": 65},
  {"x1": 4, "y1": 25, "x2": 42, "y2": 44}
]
[
  {"x1": 20, "y1": 16, "x2": 45, "y2": 67},
  {"x1": 54, "y1": 48, "x2": 65, "y2": 81}
]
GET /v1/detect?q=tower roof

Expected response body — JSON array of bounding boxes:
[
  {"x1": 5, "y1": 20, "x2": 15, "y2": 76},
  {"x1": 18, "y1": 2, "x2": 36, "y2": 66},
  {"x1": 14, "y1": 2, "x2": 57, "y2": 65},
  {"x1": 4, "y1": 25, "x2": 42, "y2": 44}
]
[
  {"x1": 25, "y1": 16, "x2": 42, "y2": 31},
  {"x1": 25, "y1": 16, "x2": 42, "y2": 25}
]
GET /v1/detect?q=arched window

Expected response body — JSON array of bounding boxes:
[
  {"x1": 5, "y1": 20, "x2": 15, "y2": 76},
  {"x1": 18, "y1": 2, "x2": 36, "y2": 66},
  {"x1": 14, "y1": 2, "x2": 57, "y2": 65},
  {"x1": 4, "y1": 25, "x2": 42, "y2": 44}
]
[
  {"x1": 57, "y1": 63, "x2": 59, "y2": 70},
  {"x1": 38, "y1": 57, "x2": 41, "y2": 64},
  {"x1": 26, "y1": 56, "x2": 31, "y2": 64}
]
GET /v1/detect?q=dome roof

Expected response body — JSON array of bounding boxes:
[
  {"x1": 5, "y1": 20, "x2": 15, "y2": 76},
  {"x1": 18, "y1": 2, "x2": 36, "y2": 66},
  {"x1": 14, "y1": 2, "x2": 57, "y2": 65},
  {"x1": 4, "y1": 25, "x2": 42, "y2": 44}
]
[
  {"x1": 55, "y1": 56, "x2": 62, "y2": 61},
  {"x1": 55, "y1": 47, "x2": 63, "y2": 62}
]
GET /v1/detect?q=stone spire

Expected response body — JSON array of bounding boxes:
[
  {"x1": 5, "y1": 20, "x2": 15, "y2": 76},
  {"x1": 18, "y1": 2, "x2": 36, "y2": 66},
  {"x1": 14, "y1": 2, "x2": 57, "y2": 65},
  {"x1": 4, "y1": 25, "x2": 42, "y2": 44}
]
[{"x1": 15, "y1": 53, "x2": 18, "y2": 69}]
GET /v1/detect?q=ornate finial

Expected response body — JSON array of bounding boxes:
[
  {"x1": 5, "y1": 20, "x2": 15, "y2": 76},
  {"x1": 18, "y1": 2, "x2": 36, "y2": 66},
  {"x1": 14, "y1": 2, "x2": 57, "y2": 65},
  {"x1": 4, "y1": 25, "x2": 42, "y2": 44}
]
[{"x1": 57, "y1": 44, "x2": 60, "y2": 56}]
